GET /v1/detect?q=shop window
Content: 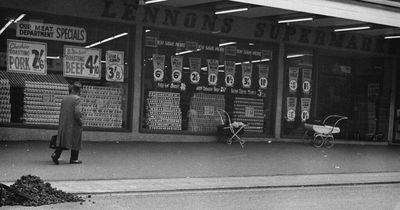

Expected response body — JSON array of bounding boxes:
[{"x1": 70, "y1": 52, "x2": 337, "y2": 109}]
[
  {"x1": 0, "y1": 8, "x2": 133, "y2": 130},
  {"x1": 141, "y1": 28, "x2": 276, "y2": 136},
  {"x1": 282, "y1": 47, "x2": 314, "y2": 138}
]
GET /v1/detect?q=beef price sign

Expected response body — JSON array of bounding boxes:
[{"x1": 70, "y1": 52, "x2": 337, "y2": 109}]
[
  {"x1": 63, "y1": 46, "x2": 101, "y2": 80},
  {"x1": 7, "y1": 39, "x2": 47, "y2": 75}
]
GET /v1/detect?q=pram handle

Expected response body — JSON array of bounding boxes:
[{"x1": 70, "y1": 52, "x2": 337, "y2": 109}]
[{"x1": 322, "y1": 115, "x2": 348, "y2": 133}]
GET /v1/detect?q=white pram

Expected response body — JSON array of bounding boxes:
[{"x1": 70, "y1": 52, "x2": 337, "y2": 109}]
[
  {"x1": 304, "y1": 115, "x2": 348, "y2": 148},
  {"x1": 217, "y1": 109, "x2": 248, "y2": 148}
]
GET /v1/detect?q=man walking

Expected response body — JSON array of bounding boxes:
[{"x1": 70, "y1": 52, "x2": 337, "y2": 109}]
[{"x1": 51, "y1": 82, "x2": 83, "y2": 164}]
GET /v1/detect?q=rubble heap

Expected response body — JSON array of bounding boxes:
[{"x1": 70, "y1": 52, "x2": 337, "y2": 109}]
[{"x1": 0, "y1": 175, "x2": 84, "y2": 206}]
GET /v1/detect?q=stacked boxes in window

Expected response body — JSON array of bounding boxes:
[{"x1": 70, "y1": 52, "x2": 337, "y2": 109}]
[
  {"x1": 188, "y1": 93, "x2": 225, "y2": 132},
  {"x1": 23, "y1": 81, "x2": 69, "y2": 125},
  {"x1": 146, "y1": 91, "x2": 182, "y2": 130},
  {"x1": 0, "y1": 79, "x2": 11, "y2": 123},
  {"x1": 81, "y1": 85, "x2": 123, "y2": 128},
  {"x1": 233, "y1": 97, "x2": 264, "y2": 133}
]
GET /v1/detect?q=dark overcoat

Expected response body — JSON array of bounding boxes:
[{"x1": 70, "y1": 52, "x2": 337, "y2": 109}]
[{"x1": 56, "y1": 94, "x2": 83, "y2": 150}]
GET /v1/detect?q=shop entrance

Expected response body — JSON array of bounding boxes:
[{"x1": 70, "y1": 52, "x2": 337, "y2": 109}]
[{"x1": 316, "y1": 54, "x2": 388, "y2": 141}]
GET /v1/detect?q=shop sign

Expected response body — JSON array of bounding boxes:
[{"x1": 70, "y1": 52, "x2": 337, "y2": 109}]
[
  {"x1": 288, "y1": 67, "x2": 299, "y2": 93},
  {"x1": 106, "y1": 50, "x2": 124, "y2": 82},
  {"x1": 224, "y1": 61, "x2": 235, "y2": 87},
  {"x1": 16, "y1": 21, "x2": 86, "y2": 43},
  {"x1": 302, "y1": 68, "x2": 312, "y2": 94},
  {"x1": 258, "y1": 64, "x2": 269, "y2": 89},
  {"x1": 171, "y1": 56, "x2": 183, "y2": 83},
  {"x1": 286, "y1": 97, "x2": 297, "y2": 122},
  {"x1": 63, "y1": 45, "x2": 101, "y2": 80},
  {"x1": 301, "y1": 98, "x2": 311, "y2": 122},
  {"x1": 189, "y1": 57, "x2": 201, "y2": 84},
  {"x1": 152, "y1": 54, "x2": 165, "y2": 82},
  {"x1": 207, "y1": 59, "x2": 219, "y2": 86},
  {"x1": 7, "y1": 39, "x2": 47, "y2": 75},
  {"x1": 242, "y1": 63, "x2": 252, "y2": 88}
]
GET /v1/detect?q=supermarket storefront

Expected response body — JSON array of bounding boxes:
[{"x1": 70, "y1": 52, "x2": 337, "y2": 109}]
[{"x1": 0, "y1": 0, "x2": 397, "y2": 143}]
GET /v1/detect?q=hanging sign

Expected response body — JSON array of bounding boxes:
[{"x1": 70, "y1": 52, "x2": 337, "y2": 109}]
[
  {"x1": 207, "y1": 59, "x2": 219, "y2": 86},
  {"x1": 63, "y1": 45, "x2": 101, "y2": 80},
  {"x1": 152, "y1": 54, "x2": 165, "y2": 82},
  {"x1": 286, "y1": 97, "x2": 297, "y2": 122},
  {"x1": 301, "y1": 98, "x2": 311, "y2": 122},
  {"x1": 258, "y1": 63, "x2": 269, "y2": 89},
  {"x1": 225, "y1": 46, "x2": 237, "y2": 56},
  {"x1": 288, "y1": 67, "x2": 299, "y2": 93},
  {"x1": 242, "y1": 63, "x2": 253, "y2": 88},
  {"x1": 302, "y1": 68, "x2": 312, "y2": 94},
  {"x1": 224, "y1": 61, "x2": 235, "y2": 87},
  {"x1": 189, "y1": 57, "x2": 201, "y2": 84},
  {"x1": 16, "y1": 21, "x2": 86, "y2": 43},
  {"x1": 106, "y1": 51, "x2": 124, "y2": 82},
  {"x1": 7, "y1": 39, "x2": 47, "y2": 75},
  {"x1": 171, "y1": 56, "x2": 183, "y2": 83}
]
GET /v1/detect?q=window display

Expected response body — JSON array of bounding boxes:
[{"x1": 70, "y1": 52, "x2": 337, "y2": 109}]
[
  {"x1": 141, "y1": 28, "x2": 276, "y2": 136},
  {"x1": 0, "y1": 8, "x2": 133, "y2": 130}
]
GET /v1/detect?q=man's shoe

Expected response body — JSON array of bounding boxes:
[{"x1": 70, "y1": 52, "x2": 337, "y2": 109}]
[
  {"x1": 51, "y1": 153, "x2": 59, "y2": 165},
  {"x1": 70, "y1": 160, "x2": 82, "y2": 164}
]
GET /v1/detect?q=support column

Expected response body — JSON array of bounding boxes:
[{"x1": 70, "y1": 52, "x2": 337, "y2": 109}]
[
  {"x1": 274, "y1": 43, "x2": 285, "y2": 139},
  {"x1": 388, "y1": 58, "x2": 398, "y2": 143}
]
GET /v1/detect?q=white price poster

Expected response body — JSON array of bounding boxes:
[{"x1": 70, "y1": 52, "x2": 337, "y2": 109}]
[
  {"x1": 106, "y1": 51, "x2": 124, "y2": 82},
  {"x1": 302, "y1": 68, "x2": 312, "y2": 94},
  {"x1": 258, "y1": 64, "x2": 269, "y2": 89},
  {"x1": 241, "y1": 63, "x2": 253, "y2": 88},
  {"x1": 7, "y1": 39, "x2": 47, "y2": 75},
  {"x1": 63, "y1": 45, "x2": 101, "y2": 80},
  {"x1": 152, "y1": 54, "x2": 165, "y2": 82},
  {"x1": 207, "y1": 59, "x2": 219, "y2": 86},
  {"x1": 171, "y1": 56, "x2": 183, "y2": 83},
  {"x1": 288, "y1": 67, "x2": 299, "y2": 93},
  {"x1": 301, "y1": 98, "x2": 311, "y2": 122},
  {"x1": 189, "y1": 57, "x2": 201, "y2": 84},
  {"x1": 224, "y1": 61, "x2": 235, "y2": 87},
  {"x1": 286, "y1": 97, "x2": 297, "y2": 122}
]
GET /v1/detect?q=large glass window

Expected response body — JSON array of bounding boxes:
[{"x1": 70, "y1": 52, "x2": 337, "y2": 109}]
[
  {"x1": 141, "y1": 28, "x2": 276, "y2": 136},
  {"x1": 0, "y1": 8, "x2": 133, "y2": 130}
]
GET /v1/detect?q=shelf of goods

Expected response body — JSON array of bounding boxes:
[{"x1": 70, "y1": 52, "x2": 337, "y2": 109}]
[
  {"x1": 23, "y1": 81, "x2": 69, "y2": 125},
  {"x1": 188, "y1": 93, "x2": 225, "y2": 132},
  {"x1": 0, "y1": 79, "x2": 11, "y2": 123},
  {"x1": 81, "y1": 85, "x2": 123, "y2": 128},
  {"x1": 233, "y1": 97, "x2": 264, "y2": 133},
  {"x1": 146, "y1": 91, "x2": 182, "y2": 130}
]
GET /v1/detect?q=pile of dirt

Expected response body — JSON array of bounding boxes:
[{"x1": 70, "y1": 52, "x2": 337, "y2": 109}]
[{"x1": 0, "y1": 175, "x2": 84, "y2": 206}]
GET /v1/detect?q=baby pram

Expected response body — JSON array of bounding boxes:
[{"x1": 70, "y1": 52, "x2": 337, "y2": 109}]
[
  {"x1": 217, "y1": 109, "x2": 248, "y2": 148},
  {"x1": 304, "y1": 115, "x2": 348, "y2": 148}
]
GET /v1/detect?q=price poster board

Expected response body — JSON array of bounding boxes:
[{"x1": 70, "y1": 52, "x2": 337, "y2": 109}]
[
  {"x1": 224, "y1": 61, "x2": 236, "y2": 87},
  {"x1": 189, "y1": 57, "x2": 201, "y2": 84},
  {"x1": 204, "y1": 105, "x2": 215, "y2": 116},
  {"x1": 7, "y1": 39, "x2": 47, "y2": 75},
  {"x1": 207, "y1": 59, "x2": 219, "y2": 86},
  {"x1": 106, "y1": 51, "x2": 124, "y2": 82},
  {"x1": 63, "y1": 45, "x2": 101, "y2": 80},
  {"x1": 301, "y1": 97, "x2": 311, "y2": 122},
  {"x1": 241, "y1": 63, "x2": 253, "y2": 88},
  {"x1": 245, "y1": 106, "x2": 255, "y2": 117},
  {"x1": 171, "y1": 56, "x2": 183, "y2": 83},
  {"x1": 16, "y1": 21, "x2": 86, "y2": 43},
  {"x1": 258, "y1": 63, "x2": 269, "y2": 89},
  {"x1": 152, "y1": 54, "x2": 165, "y2": 82},
  {"x1": 286, "y1": 97, "x2": 297, "y2": 122},
  {"x1": 302, "y1": 68, "x2": 312, "y2": 94},
  {"x1": 288, "y1": 67, "x2": 299, "y2": 93}
]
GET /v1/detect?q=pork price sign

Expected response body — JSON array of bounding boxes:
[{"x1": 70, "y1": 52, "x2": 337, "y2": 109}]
[
  {"x1": 16, "y1": 21, "x2": 86, "y2": 43},
  {"x1": 106, "y1": 51, "x2": 124, "y2": 82},
  {"x1": 7, "y1": 39, "x2": 47, "y2": 74},
  {"x1": 63, "y1": 46, "x2": 101, "y2": 80}
]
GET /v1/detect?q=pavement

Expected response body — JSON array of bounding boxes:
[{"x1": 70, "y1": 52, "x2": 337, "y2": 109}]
[{"x1": 1, "y1": 140, "x2": 400, "y2": 194}]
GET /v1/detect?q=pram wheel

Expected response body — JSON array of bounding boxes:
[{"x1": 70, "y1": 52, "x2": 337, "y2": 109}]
[
  {"x1": 324, "y1": 136, "x2": 334, "y2": 148},
  {"x1": 312, "y1": 135, "x2": 324, "y2": 148}
]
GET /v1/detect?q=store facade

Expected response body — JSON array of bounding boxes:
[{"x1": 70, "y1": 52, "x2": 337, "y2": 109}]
[{"x1": 0, "y1": 0, "x2": 398, "y2": 143}]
